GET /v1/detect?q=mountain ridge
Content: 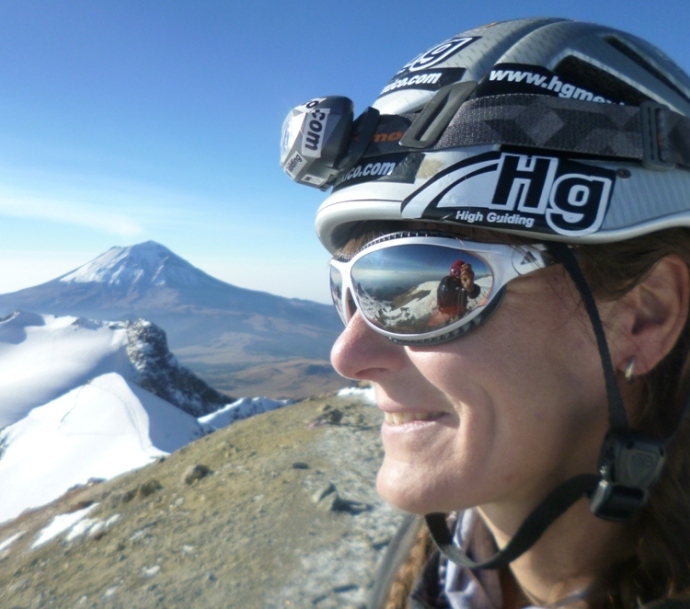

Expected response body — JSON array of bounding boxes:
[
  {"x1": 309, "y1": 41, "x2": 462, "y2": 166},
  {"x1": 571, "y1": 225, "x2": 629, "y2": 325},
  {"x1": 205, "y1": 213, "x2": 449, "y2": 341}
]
[
  {"x1": 0, "y1": 242, "x2": 346, "y2": 399},
  {"x1": 0, "y1": 310, "x2": 296, "y2": 525}
]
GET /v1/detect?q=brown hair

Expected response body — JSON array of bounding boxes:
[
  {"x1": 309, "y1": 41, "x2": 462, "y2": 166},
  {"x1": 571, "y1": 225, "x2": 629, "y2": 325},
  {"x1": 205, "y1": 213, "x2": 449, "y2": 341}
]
[
  {"x1": 576, "y1": 228, "x2": 690, "y2": 607},
  {"x1": 384, "y1": 524, "x2": 433, "y2": 609},
  {"x1": 341, "y1": 222, "x2": 690, "y2": 607}
]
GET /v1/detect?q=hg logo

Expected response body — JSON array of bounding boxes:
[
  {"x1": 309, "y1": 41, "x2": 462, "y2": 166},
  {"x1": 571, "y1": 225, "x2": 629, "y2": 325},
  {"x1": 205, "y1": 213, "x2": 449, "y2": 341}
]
[{"x1": 403, "y1": 152, "x2": 616, "y2": 237}]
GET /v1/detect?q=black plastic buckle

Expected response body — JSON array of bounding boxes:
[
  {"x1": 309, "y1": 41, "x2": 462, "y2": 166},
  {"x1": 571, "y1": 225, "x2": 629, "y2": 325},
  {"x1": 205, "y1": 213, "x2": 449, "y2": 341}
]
[
  {"x1": 640, "y1": 100, "x2": 676, "y2": 171},
  {"x1": 399, "y1": 81, "x2": 477, "y2": 149},
  {"x1": 590, "y1": 429, "x2": 665, "y2": 522}
]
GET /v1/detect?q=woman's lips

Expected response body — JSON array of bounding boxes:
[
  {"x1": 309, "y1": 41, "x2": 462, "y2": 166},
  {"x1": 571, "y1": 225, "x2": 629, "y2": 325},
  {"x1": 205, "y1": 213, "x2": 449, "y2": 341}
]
[{"x1": 382, "y1": 411, "x2": 445, "y2": 425}]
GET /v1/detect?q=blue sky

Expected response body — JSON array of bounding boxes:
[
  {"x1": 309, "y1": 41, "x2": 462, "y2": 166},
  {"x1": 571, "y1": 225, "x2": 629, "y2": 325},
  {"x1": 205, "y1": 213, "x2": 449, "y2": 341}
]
[{"x1": 1, "y1": 1, "x2": 689, "y2": 304}]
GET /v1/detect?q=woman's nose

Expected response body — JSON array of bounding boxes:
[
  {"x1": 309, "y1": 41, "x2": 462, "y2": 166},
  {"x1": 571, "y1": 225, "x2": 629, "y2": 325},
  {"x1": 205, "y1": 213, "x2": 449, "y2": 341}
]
[{"x1": 330, "y1": 311, "x2": 406, "y2": 382}]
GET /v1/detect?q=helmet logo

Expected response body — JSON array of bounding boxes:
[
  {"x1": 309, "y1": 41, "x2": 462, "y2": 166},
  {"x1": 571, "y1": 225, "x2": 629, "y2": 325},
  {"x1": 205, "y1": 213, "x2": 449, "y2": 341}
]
[
  {"x1": 402, "y1": 152, "x2": 615, "y2": 237},
  {"x1": 333, "y1": 153, "x2": 424, "y2": 190},
  {"x1": 380, "y1": 67, "x2": 466, "y2": 97},
  {"x1": 402, "y1": 36, "x2": 478, "y2": 72},
  {"x1": 476, "y1": 63, "x2": 619, "y2": 105},
  {"x1": 379, "y1": 36, "x2": 478, "y2": 99}
]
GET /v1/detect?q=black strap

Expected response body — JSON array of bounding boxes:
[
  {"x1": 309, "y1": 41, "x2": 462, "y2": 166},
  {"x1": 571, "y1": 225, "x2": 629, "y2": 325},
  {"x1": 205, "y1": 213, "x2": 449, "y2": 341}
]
[
  {"x1": 434, "y1": 94, "x2": 689, "y2": 169},
  {"x1": 641, "y1": 599, "x2": 690, "y2": 609},
  {"x1": 546, "y1": 242, "x2": 630, "y2": 431},
  {"x1": 425, "y1": 474, "x2": 600, "y2": 569},
  {"x1": 368, "y1": 93, "x2": 690, "y2": 170}
]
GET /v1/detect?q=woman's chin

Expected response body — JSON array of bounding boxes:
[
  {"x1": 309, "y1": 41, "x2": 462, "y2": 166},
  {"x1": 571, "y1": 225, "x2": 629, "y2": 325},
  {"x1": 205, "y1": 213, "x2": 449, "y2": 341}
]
[{"x1": 376, "y1": 459, "x2": 454, "y2": 515}]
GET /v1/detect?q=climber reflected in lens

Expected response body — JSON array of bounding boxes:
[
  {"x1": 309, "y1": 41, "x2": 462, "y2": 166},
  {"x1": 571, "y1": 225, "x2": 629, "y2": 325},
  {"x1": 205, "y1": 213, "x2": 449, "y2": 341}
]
[
  {"x1": 435, "y1": 259, "x2": 489, "y2": 319},
  {"x1": 436, "y1": 260, "x2": 468, "y2": 318}
]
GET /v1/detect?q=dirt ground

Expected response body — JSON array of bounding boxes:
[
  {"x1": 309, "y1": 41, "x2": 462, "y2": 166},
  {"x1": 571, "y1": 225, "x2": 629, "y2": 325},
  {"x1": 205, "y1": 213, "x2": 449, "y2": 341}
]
[{"x1": 0, "y1": 390, "x2": 406, "y2": 609}]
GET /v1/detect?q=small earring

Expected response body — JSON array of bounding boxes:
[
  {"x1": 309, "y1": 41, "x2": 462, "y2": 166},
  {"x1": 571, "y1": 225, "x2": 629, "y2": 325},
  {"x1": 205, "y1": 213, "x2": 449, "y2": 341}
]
[{"x1": 624, "y1": 357, "x2": 636, "y2": 384}]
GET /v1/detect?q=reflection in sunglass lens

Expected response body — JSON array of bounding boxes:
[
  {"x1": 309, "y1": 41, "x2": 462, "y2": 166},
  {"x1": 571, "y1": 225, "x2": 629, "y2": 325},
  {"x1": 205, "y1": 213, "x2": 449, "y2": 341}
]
[{"x1": 350, "y1": 244, "x2": 493, "y2": 336}]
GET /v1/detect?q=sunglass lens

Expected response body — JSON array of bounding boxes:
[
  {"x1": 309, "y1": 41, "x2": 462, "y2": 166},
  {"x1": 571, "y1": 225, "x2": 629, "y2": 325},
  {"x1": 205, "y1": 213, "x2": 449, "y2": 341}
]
[
  {"x1": 351, "y1": 244, "x2": 493, "y2": 336},
  {"x1": 329, "y1": 265, "x2": 348, "y2": 325}
]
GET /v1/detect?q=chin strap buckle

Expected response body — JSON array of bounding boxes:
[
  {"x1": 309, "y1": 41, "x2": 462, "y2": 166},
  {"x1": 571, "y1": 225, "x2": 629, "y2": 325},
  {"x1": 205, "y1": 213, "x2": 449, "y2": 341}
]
[{"x1": 590, "y1": 429, "x2": 666, "y2": 521}]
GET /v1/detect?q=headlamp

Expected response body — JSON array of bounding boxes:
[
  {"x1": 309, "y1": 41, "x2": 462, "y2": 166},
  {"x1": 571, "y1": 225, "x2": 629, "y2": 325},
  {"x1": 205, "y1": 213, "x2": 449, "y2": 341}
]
[{"x1": 280, "y1": 96, "x2": 380, "y2": 190}]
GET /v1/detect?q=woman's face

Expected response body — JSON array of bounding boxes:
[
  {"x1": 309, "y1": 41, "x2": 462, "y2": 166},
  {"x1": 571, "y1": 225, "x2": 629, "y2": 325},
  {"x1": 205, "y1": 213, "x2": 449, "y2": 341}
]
[{"x1": 330, "y1": 251, "x2": 613, "y2": 517}]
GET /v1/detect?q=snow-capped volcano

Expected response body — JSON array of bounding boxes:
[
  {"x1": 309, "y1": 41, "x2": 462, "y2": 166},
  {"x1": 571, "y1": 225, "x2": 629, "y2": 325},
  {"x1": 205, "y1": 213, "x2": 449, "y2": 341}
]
[
  {"x1": 59, "y1": 241, "x2": 226, "y2": 291},
  {"x1": 0, "y1": 242, "x2": 341, "y2": 369}
]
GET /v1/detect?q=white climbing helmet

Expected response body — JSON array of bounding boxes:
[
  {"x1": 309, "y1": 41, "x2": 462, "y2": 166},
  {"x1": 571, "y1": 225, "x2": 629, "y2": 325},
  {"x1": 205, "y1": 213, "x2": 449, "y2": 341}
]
[{"x1": 280, "y1": 17, "x2": 690, "y2": 253}]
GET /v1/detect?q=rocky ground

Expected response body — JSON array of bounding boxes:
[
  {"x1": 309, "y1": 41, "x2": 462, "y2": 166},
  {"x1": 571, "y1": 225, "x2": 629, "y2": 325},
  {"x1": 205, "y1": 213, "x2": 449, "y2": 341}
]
[{"x1": 0, "y1": 388, "x2": 407, "y2": 608}]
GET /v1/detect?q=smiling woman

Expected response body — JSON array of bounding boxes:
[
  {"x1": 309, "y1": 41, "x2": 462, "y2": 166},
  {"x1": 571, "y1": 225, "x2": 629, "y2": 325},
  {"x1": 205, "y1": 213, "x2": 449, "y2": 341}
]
[{"x1": 282, "y1": 16, "x2": 690, "y2": 609}]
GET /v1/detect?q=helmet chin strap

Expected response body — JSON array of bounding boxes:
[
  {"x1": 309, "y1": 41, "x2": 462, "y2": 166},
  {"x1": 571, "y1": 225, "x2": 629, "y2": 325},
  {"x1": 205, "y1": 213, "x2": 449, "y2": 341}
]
[{"x1": 425, "y1": 241, "x2": 667, "y2": 569}]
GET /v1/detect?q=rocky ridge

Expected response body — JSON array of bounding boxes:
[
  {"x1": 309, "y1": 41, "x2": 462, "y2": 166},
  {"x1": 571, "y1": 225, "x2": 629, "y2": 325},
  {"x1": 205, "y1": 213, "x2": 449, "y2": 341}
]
[
  {"x1": 0, "y1": 388, "x2": 406, "y2": 608},
  {"x1": 124, "y1": 318, "x2": 231, "y2": 417}
]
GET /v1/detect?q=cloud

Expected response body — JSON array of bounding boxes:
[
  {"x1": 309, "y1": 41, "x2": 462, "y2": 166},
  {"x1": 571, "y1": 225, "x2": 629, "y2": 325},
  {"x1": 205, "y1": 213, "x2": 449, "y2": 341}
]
[
  {"x1": 0, "y1": 194, "x2": 144, "y2": 237},
  {"x1": 0, "y1": 165, "x2": 232, "y2": 237}
]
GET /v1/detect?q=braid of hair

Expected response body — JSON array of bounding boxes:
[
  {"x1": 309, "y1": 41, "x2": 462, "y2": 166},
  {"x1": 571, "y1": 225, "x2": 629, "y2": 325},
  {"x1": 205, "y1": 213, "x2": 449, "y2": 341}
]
[{"x1": 385, "y1": 522, "x2": 434, "y2": 609}]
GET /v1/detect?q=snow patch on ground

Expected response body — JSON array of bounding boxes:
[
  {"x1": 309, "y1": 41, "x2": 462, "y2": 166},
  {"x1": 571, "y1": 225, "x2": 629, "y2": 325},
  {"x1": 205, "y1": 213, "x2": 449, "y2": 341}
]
[
  {"x1": 337, "y1": 385, "x2": 376, "y2": 404},
  {"x1": 200, "y1": 396, "x2": 292, "y2": 429},
  {"x1": 31, "y1": 504, "x2": 98, "y2": 548},
  {"x1": 0, "y1": 531, "x2": 24, "y2": 553}
]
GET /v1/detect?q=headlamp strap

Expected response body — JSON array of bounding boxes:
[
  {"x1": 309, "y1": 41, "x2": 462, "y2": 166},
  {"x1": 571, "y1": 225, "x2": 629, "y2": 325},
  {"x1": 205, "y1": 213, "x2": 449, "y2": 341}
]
[
  {"x1": 431, "y1": 94, "x2": 689, "y2": 170},
  {"x1": 336, "y1": 106, "x2": 381, "y2": 172}
]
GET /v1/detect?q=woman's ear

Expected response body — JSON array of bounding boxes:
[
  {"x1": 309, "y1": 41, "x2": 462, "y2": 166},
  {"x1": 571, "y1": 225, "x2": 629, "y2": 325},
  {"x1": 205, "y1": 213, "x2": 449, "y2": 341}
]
[{"x1": 609, "y1": 255, "x2": 690, "y2": 376}]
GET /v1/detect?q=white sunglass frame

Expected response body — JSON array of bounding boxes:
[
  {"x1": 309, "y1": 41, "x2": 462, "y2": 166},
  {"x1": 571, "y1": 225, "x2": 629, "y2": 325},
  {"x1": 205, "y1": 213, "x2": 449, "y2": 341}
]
[{"x1": 329, "y1": 233, "x2": 553, "y2": 346}]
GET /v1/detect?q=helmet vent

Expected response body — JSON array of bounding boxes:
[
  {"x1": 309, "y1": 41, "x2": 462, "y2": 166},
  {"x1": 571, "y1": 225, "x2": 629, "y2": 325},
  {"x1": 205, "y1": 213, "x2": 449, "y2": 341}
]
[
  {"x1": 554, "y1": 55, "x2": 648, "y2": 106},
  {"x1": 603, "y1": 36, "x2": 690, "y2": 104}
]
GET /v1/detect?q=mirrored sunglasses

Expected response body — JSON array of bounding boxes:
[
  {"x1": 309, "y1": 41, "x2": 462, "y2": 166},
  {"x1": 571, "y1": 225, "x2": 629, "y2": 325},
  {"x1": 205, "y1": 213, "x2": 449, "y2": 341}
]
[{"x1": 329, "y1": 233, "x2": 554, "y2": 345}]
